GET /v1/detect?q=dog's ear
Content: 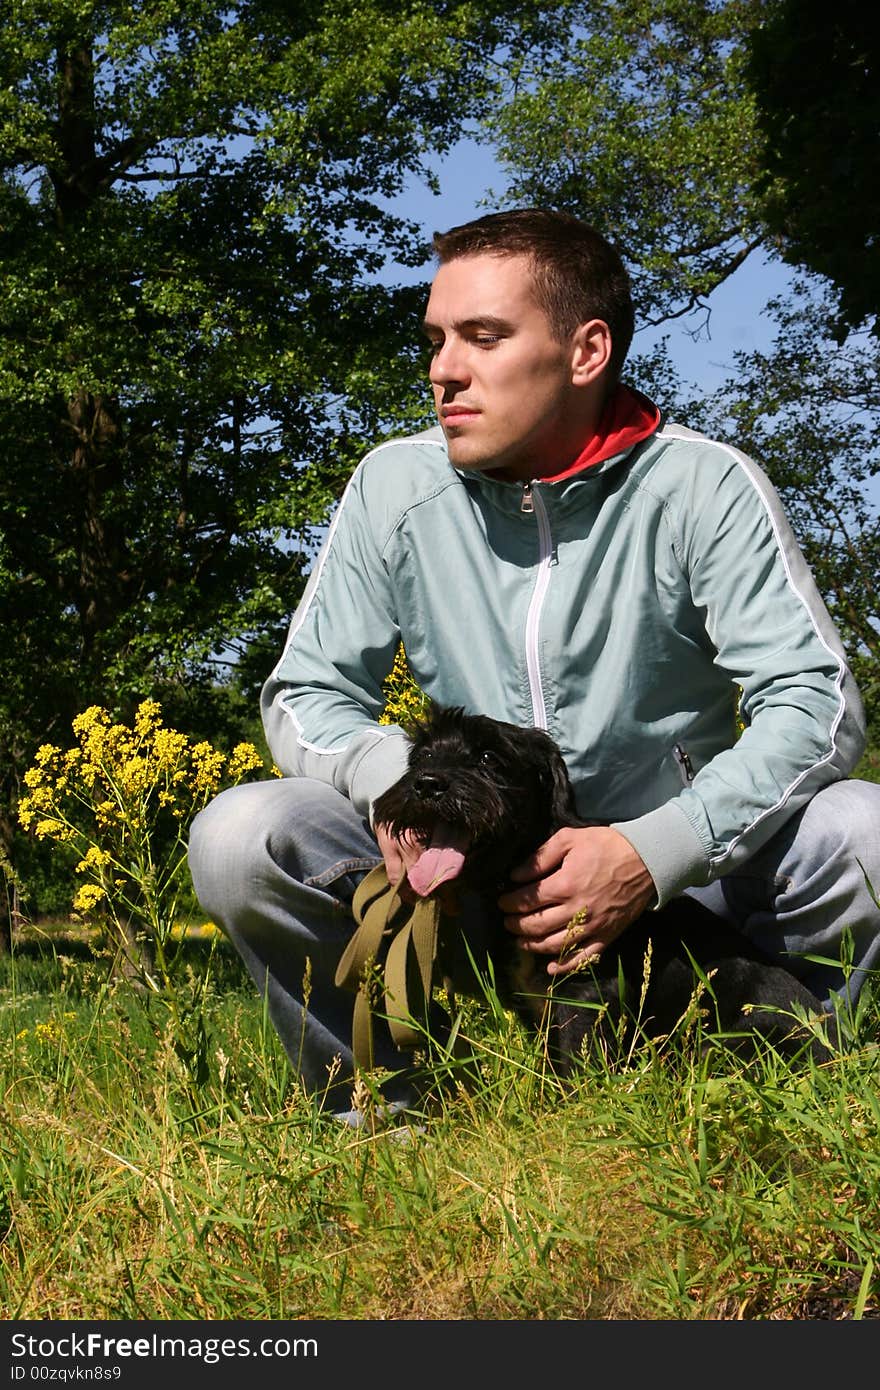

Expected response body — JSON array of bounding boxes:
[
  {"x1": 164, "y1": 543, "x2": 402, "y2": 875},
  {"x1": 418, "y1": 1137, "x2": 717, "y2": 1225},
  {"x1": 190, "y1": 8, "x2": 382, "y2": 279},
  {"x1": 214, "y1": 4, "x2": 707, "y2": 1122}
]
[
  {"x1": 546, "y1": 745, "x2": 580, "y2": 827},
  {"x1": 512, "y1": 725, "x2": 581, "y2": 826}
]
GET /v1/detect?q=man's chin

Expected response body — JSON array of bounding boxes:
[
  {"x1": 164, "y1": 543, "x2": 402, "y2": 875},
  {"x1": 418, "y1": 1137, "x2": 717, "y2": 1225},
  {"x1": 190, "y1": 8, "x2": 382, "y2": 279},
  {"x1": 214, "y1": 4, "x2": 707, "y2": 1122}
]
[
  {"x1": 446, "y1": 446, "x2": 521, "y2": 481},
  {"x1": 443, "y1": 438, "x2": 500, "y2": 472}
]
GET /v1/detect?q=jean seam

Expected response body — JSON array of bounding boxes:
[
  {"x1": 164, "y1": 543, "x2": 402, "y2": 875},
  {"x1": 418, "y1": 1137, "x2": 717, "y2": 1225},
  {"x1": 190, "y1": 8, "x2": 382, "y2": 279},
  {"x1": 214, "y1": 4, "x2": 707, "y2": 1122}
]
[{"x1": 304, "y1": 855, "x2": 382, "y2": 890}]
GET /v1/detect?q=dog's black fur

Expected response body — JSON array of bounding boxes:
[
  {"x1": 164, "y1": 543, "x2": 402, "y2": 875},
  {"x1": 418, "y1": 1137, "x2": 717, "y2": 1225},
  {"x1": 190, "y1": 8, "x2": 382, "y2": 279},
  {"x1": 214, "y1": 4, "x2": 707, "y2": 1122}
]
[{"x1": 372, "y1": 704, "x2": 838, "y2": 1073}]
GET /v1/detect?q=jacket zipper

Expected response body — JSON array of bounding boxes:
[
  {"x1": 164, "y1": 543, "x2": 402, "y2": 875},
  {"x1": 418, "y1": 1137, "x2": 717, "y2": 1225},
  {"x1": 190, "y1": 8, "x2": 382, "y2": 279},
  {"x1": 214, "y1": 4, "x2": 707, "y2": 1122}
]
[
  {"x1": 522, "y1": 482, "x2": 552, "y2": 729},
  {"x1": 673, "y1": 743, "x2": 695, "y2": 785}
]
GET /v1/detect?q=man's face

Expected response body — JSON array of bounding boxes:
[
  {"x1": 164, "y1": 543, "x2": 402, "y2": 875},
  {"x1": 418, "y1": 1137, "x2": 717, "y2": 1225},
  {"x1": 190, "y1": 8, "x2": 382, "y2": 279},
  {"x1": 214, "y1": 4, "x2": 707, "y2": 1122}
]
[{"x1": 422, "y1": 253, "x2": 582, "y2": 480}]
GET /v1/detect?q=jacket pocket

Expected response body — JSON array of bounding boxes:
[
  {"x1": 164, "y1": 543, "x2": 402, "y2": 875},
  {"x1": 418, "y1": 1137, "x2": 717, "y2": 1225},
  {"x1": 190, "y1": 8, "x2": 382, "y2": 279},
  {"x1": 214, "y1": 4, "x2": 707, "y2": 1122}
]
[{"x1": 672, "y1": 744, "x2": 695, "y2": 786}]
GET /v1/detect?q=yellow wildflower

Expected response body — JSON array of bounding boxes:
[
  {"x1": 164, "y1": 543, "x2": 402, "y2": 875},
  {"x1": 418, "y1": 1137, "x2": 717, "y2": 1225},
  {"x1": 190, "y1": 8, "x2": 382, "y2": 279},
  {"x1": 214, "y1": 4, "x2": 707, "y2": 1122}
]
[
  {"x1": 380, "y1": 645, "x2": 430, "y2": 726},
  {"x1": 134, "y1": 700, "x2": 163, "y2": 737},
  {"x1": 152, "y1": 727, "x2": 188, "y2": 770},
  {"x1": 226, "y1": 742, "x2": 264, "y2": 779},
  {"x1": 17, "y1": 785, "x2": 56, "y2": 828},
  {"x1": 76, "y1": 706, "x2": 108, "y2": 730},
  {"x1": 76, "y1": 846, "x2": 112, "y2": 874},
  {"x1": 72, "y1": 882, "x2": 106, "y2": 912},
  {"x1": 19, "y1": 699, "x2": 270, "y2": 982},
  {"x1": 72, "y1": 705, "x2": 110, "y2": 733},
  {"x1": 106, "y1": 725, "x2": 137, "y2": 763},
  {"x1": 35, "y1": 818, "x2": 71, "y2": 840},
  {"x1": 34, "y1": 743, "x2": 61, "y2": 767},
  {"x1": 120, "y1": 755, "x2": 151, "y2": 796},
  {"x1": 190, "y1": 742, "x2": 225, "y2": 791}
]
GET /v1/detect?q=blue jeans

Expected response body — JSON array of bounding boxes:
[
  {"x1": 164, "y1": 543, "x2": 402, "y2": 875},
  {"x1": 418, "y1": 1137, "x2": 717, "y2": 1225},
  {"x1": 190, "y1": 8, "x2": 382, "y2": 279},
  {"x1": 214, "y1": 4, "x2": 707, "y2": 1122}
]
[{"x1": 187, "y1": 776, "x2": 880, "y2": 1108}]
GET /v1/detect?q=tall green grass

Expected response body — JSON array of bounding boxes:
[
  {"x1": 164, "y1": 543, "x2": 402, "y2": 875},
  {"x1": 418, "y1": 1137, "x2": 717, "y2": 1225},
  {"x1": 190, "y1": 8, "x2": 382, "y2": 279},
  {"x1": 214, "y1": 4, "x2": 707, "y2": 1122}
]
[{"x1": 2, "y1": 926, "x2": 879, "y2": 1321}]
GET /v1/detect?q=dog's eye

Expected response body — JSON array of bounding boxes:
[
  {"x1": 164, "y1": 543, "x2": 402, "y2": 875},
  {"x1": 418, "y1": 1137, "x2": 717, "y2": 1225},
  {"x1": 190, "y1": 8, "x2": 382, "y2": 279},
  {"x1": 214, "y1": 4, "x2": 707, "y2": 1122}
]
[{"x1": 479, "y1": 750, "x2": 497, "y2": 768}]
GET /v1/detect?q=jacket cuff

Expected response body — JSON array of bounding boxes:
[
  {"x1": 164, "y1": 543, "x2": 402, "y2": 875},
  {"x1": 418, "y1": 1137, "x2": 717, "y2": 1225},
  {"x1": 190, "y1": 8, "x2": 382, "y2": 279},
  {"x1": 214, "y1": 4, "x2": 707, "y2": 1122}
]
[
  {"x1": 611, "y1": 800, "x2": 710, "y2": 908},
  {"x1": 347, "y1": 727, "x2": 412, "y2": 825}
]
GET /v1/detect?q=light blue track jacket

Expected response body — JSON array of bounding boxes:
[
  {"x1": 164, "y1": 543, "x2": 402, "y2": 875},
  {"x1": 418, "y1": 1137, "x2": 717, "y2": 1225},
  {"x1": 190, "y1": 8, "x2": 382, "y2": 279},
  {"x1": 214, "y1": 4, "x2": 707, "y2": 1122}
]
[{"x1": 261, "y1": 414, "x2": 866, "y2": 906}]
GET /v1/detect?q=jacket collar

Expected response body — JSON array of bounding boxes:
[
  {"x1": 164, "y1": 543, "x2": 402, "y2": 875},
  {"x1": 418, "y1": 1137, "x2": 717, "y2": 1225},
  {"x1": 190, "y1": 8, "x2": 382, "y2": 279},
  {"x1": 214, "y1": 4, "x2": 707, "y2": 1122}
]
[
  {"x1": 531, "y1": 384, "x2": 661, "y2": 483},
  {"x1": 451, "y1": 384, "x2": 661, "y2": 509}
]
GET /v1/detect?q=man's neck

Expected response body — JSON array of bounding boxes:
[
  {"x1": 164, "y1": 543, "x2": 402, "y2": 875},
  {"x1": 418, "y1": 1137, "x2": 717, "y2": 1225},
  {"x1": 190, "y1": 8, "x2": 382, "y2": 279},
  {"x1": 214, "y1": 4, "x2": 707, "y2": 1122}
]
[
  {"x1": 533, "y1": 384, "x2": 660, "y2": 483},
  {"x1": 486, "y1": 397, "x2": 607, "y2": 484}
]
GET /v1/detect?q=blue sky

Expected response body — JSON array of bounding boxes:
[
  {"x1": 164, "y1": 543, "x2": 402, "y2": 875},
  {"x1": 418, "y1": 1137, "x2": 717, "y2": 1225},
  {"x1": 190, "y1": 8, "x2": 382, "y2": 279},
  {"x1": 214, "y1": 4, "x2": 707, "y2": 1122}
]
[{"x1": 380, "y1": 137, "x2": 795, "y2": 400}]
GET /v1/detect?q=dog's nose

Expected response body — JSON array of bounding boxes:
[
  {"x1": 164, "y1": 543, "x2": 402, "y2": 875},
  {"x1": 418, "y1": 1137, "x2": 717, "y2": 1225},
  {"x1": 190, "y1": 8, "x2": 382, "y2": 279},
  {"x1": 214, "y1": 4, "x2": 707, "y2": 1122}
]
[{"x1": 413, "y1": 772, "x2": 447, "y2": 798}]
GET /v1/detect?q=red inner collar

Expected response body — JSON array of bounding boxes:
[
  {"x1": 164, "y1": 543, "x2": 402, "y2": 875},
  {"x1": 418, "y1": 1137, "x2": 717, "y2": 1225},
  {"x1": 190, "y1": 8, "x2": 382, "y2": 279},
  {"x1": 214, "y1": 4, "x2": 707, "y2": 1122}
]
[{"x1": 536, "y1": 384, "x2": 660, "y2": 483}]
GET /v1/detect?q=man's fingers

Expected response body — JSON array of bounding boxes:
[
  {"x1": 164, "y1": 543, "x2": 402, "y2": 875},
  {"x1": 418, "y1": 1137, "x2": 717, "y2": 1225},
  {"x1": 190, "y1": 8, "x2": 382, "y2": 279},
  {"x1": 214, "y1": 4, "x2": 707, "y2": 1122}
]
[
  {"x1": 498, "y1": 861, "x2": 572, "y2": 917},
  {"x1": 507, "y1": 828, "x2": 569, "y2": 883},
  {"x1": 506, "y1": 903, "x2": 594, "y2": 951},
  {"x1": 547, "y1": 944, "x2": 603, "y2": 977},
  {"x1": 375, "y1": 822, "x2": 423, "y2": 879}
]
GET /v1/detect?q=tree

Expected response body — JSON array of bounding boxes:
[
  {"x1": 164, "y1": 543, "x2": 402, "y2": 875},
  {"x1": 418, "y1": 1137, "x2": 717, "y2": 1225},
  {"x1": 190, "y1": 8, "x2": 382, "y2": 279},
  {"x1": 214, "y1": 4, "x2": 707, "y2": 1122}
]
[
  {"x1": 0, "y1": 0, "x2": 511, "y2": 925},
  {"x1": 477, "y1": 0, "x2": 879, "y2": 738},
  {"x1": 480, "y1": 0, "x2": 767, "y2": 327},
  {"x1": 746, "y1": 0, "x2": 880, "y2": 339}
]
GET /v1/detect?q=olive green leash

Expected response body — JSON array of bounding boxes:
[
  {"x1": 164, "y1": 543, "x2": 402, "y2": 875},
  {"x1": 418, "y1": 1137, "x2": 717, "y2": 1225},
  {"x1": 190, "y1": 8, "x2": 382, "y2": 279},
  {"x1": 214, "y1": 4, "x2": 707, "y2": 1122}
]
[{"x1": 335, "y1": 863, "x2": 449, "y2": 1073}]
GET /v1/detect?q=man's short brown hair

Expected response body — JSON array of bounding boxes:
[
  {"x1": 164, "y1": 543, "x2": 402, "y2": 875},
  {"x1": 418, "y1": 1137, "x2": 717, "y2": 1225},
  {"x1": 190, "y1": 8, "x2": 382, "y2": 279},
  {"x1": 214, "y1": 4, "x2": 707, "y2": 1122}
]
[{"x1": 432, "y1": 208, "x2": 635, "y2": 382}]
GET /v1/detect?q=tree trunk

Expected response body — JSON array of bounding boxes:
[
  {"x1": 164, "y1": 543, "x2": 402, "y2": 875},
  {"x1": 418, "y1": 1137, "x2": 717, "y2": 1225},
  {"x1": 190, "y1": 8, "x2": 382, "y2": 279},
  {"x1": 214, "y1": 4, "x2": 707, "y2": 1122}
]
[
  {"x1": 49, "y1": 39, "x2": 133, "y2": 663},
  {"x1": 0, "y1": 811, "x2": 24, "y2": 955}
]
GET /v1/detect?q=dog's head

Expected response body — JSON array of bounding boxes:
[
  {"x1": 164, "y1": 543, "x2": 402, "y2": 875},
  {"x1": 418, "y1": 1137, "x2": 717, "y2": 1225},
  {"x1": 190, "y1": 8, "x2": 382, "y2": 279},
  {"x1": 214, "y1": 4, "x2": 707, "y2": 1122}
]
[{"x1": 372, "y1": 704, "x2": 581, "y2": 897}]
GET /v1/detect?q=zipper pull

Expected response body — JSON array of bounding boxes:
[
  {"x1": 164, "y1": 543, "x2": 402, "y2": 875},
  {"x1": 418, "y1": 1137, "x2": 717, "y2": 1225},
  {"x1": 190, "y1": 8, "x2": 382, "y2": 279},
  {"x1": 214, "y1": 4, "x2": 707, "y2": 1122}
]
[
  {"x1": 521, "y1": 482, "x2": 534, "y2": 514},
  {"x1": 673, "y1": 744, "x2": 695, "y2": 784}
]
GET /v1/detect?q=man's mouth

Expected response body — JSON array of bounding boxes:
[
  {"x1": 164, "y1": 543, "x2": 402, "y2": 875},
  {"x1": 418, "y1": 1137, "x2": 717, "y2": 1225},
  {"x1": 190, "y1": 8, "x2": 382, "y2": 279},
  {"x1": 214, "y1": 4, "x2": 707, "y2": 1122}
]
[{"x1": 441, "y1": 405, "x2": 480, "y2": 426}]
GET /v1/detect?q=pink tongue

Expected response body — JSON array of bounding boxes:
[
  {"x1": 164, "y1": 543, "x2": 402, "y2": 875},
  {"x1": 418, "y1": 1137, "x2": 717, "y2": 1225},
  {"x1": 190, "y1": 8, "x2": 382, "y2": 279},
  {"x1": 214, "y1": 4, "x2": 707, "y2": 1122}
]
[{"x1": 407, "y1": 823, "x2": 469, "y2": 897}]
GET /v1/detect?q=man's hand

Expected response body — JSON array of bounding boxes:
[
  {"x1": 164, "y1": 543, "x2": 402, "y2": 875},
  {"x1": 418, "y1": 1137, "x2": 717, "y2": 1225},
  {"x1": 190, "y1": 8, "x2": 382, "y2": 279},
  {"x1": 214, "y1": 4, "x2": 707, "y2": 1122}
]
[
  {"x1": 497, "y1": 825, "x2": 655, "y2": 976},
  {"x1": 375, "y1": 821, "x2": 462, "y2": 911},
  {"x1": 374, "y1": 821, "x2": 424, "y2": 903}
]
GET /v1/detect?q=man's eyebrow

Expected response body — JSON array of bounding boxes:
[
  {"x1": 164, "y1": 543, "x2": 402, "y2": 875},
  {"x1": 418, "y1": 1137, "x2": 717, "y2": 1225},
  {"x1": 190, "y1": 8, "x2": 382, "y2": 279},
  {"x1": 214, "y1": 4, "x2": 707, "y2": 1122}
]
[{"x1": 420, "y1": 315, "x2": 514, "y2": 336}]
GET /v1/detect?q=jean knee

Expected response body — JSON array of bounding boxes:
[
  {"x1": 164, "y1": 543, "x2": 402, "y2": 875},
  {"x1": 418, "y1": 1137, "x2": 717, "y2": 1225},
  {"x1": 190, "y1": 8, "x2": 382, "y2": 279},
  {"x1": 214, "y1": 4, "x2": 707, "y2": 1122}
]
[
  {"x1": 802, "y1": 779, "x2": 880, "y2": 867},
  {"x1": 187, "y1": 782, "x2": 276, "y2": 917}
]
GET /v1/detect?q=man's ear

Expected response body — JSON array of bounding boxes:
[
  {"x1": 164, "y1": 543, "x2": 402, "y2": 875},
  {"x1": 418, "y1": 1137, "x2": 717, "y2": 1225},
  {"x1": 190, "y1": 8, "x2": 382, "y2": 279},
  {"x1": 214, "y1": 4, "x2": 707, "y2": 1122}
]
[{"x1": 570, "y1": 319, "x2": 612, "y2": 387}]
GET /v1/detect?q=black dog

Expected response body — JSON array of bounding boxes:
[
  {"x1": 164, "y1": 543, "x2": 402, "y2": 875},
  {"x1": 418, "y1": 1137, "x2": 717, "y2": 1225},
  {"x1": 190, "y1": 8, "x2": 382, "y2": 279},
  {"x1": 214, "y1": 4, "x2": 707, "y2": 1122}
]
[{"x1": 372, "y1": 704, "x2": 838, "y2": 1073}]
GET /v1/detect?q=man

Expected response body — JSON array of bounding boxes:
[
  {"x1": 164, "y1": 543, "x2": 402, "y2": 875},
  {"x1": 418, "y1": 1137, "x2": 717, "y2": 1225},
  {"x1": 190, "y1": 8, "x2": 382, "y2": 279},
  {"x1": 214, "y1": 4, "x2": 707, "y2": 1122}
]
[{"x1": 188, "y1": 208, "x2": 879, "y2": 1117}]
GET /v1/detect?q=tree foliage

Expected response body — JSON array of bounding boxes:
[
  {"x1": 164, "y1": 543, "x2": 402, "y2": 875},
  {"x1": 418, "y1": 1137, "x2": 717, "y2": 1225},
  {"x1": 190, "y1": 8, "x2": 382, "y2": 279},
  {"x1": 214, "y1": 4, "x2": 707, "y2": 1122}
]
[
  {"x1": 0, "y1": 0, "x2": 511, "y2": 903},
  {"x1": 482, "y1": 0, "x2": 766, "y2": 326},
  {"x1": 746, "y1": 0, "x2": 880, "y2": 339}
]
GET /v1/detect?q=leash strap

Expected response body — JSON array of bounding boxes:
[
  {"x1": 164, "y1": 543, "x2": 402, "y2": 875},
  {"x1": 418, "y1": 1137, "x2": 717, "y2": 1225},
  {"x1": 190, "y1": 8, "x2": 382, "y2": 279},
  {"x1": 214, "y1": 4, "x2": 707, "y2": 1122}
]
[{"x1": 335, "y1": 864, "x2": 445, "y2": 1073}]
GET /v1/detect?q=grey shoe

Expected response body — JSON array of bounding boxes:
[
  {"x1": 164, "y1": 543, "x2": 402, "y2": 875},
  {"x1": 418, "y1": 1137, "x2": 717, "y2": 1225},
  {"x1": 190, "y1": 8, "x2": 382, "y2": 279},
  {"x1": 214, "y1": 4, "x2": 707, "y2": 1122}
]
[{"x1": 333, "y1": 1098, "x2": 427, "y2": 1138}]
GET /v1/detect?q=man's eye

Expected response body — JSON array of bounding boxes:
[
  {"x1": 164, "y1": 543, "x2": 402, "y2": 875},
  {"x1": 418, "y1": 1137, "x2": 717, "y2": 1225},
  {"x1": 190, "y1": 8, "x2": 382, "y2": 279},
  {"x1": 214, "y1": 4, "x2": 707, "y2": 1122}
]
[{"x1": 475, "y1": 335, "x2": 501, "y2": 348}]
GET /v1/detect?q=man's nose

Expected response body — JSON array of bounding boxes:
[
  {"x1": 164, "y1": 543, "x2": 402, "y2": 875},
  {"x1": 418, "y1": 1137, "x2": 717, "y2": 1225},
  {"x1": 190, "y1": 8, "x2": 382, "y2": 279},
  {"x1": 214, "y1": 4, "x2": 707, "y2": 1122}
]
[{"x1": 429, "y1": 337, "x2": 469, "y2": 387}]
